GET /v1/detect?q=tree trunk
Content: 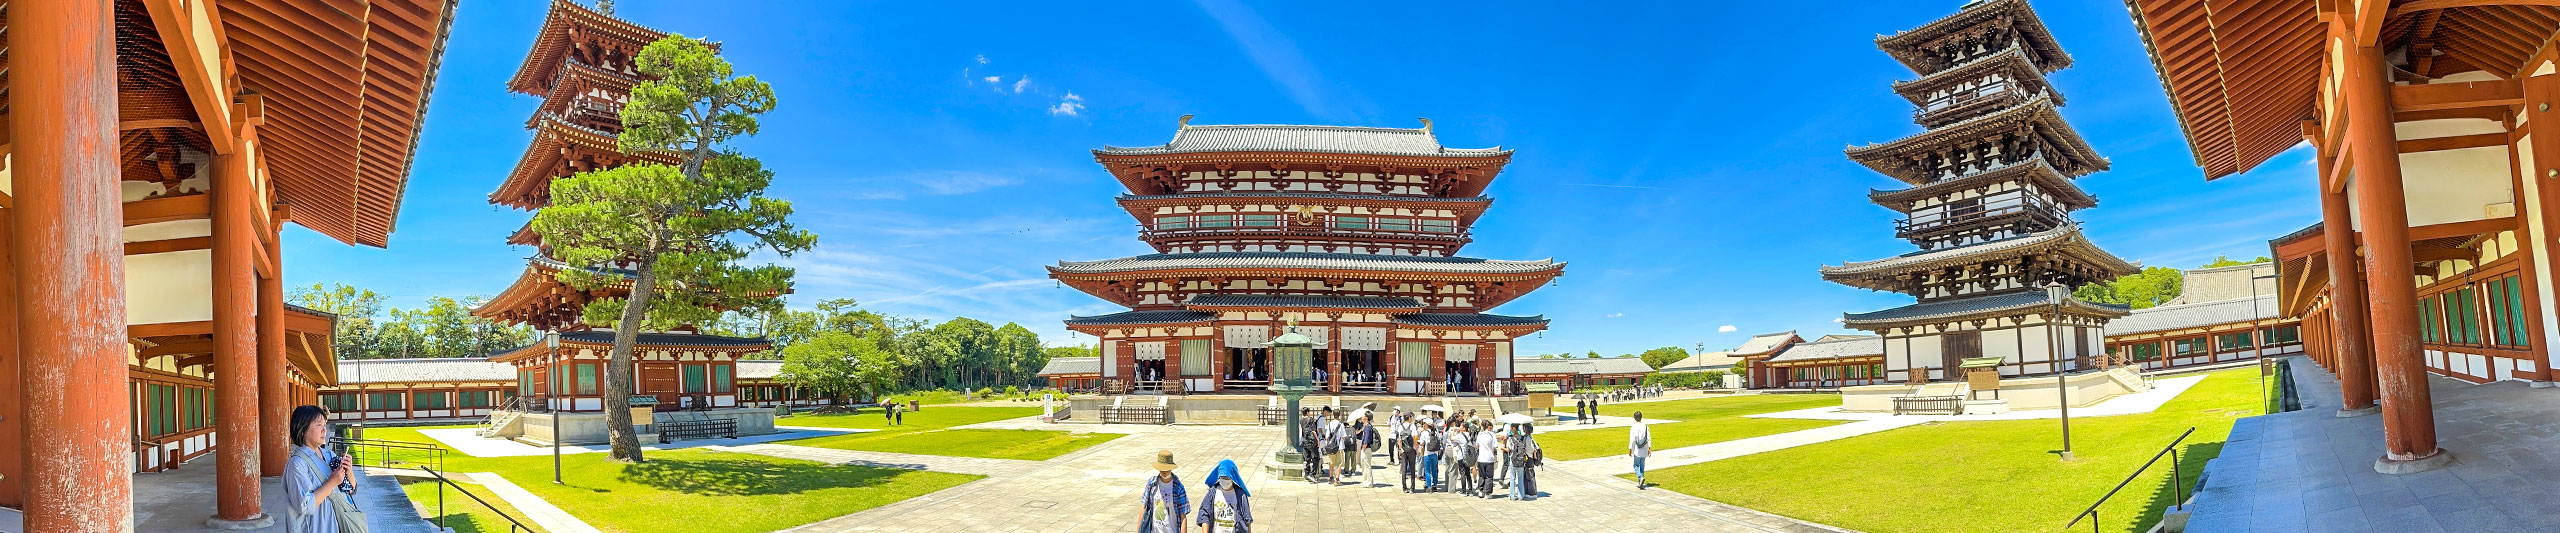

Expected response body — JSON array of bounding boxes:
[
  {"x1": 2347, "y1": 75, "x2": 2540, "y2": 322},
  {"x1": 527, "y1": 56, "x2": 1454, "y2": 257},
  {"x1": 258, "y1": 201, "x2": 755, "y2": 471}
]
[{"x1": 605, "y1": 259, "x2": 659, "y2": 463}]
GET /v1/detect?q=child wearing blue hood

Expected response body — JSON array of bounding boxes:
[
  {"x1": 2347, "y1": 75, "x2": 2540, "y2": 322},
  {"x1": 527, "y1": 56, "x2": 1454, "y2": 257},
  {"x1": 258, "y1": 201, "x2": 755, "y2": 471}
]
[{"x1": 1198, "y1": 459, "x2": 1253, "y2": 532}]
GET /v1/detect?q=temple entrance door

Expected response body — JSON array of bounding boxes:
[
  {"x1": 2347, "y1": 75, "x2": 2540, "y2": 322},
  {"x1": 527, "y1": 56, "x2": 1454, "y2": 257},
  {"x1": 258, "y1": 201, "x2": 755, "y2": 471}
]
[{"x1": 1941, "y1": 332, "x2": 1981, "y2": 382}]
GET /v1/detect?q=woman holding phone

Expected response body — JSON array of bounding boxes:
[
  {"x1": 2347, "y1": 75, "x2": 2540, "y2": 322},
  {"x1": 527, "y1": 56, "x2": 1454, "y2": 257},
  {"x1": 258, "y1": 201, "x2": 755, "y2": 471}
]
[{"x1": 283, "y1": 405, "x2": 356, "y2": 532}]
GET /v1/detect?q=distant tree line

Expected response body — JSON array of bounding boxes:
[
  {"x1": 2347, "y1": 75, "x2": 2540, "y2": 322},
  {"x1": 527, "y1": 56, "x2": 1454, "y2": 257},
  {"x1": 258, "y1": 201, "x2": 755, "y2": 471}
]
[
  {"x1": 290, "y1": 283, "x2": 1064, "y2": 402},
  {"x1": 2074, "y1": 255, "x2": 2271, "y2": 310},
  {"x1": 289, "y1": 283, "x2": 538, "y2": 360}
]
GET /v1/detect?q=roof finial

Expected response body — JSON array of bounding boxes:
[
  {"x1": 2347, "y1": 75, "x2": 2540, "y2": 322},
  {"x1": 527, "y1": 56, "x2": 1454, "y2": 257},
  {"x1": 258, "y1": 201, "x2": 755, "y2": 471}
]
[
  {"x1": 1417, "y1": 117, "x2": 1433, "y2": 134},
  {"x1": 1178, "y1": 114, "x2": 1194, "y2": 128},
  {"x1": 597, "y1": 0, "x2": 614, "y2": 15}
]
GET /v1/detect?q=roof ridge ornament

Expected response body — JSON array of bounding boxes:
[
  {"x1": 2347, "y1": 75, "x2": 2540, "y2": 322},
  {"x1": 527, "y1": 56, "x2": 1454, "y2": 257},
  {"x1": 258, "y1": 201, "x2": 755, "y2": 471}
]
[{"x1": 1417, "y1": 117, "x2": 1433, "y2": 134}]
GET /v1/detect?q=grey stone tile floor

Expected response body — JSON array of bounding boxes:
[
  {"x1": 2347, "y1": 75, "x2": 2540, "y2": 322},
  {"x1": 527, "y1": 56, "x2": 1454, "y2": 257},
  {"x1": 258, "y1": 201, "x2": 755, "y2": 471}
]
[{"x1": 2184, "y1": 356, "x2": 2560, "y2": 533}]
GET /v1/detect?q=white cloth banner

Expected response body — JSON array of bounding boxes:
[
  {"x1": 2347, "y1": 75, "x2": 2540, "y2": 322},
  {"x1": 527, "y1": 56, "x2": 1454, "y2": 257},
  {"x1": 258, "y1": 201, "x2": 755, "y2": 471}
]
[
  {"x1": 1224, "y1": 326, "x2": 1270, "y2": 347},
  {"x1": 1135, "y1": 342, "x2": 1167, "y2": 361},
  {"x1": 1341, "y1": 327, "x2": 1389, "y2": 351},
  {"x1": 1285, "y1": 325, "x2": 1331, "y2": 348},
  {"x1": 1495, "y1": 342, "x2": 1512, "y2": 378},
  {"x1": 1445, "y1": 344, "x2": 1478, "y2": 362},
  {"x1": 1102, "y1": 341, "x2": 1118, "y2": 377}
]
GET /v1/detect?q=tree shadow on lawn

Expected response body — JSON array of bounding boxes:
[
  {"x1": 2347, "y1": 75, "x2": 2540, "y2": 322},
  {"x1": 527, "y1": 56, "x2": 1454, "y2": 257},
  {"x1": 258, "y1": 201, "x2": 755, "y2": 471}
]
[
  {"x1": 2072, "y1": 439, "x2": 2222, "y2": 533},
  {"x1": 614, "y1": 457, "x2": 912, "y2": 496}
]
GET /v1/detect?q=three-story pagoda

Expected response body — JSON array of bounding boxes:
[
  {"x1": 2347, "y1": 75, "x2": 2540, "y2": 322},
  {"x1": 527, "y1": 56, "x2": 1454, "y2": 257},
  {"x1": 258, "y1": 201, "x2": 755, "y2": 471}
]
[
  {"x1": 467, "y1": 0, "x2": 772, "y2": 415},
  {"x1": 1823, "y1": 0, "x2": 2137, "y2": 383},
  {"x1": 1055, "y1": 117, "x2": 1563, "y2": 396}
]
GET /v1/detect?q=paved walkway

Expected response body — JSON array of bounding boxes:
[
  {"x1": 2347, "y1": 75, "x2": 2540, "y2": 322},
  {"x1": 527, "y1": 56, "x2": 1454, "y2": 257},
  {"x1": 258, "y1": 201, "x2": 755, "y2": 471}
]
[
  {"x1": 419, "y1": 426, "x2": 870, "y2": 458},
  {"x1": 0, "y1": 465, "x2": 437, "y2": 533},
  {"x1": 2184, "y1": 356, "x2": 2560, "y2": 532},
  {"x1": 708, "y1": 443, "x2": 1042, "y2": 477},
  {"x1": 460, "y1": 471, "x2": 605, "y2": 533},
  {"x1": 1554, "y1": 419, "x2": 1931, "y2": 477},
  {"x1": 1743, "y1": 374, "x2": 2210, "y2": 422},
  {"x1": 778, "y1": 423, "x2": 1848, "y2": 532}
]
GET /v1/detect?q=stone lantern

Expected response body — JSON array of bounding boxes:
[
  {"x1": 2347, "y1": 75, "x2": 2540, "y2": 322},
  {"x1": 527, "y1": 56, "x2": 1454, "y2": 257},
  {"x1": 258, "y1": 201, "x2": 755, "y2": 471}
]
[{"x1": 1264, "y1": 324, "x2": 1316, "y2": 480}]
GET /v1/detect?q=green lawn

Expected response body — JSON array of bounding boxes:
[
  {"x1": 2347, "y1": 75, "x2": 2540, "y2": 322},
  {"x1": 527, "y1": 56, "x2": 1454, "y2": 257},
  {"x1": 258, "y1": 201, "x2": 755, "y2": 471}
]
[
  {"x1": 1536, "y1": 394, "x2": 1847, "y2": 460},
  {"x1": 774, "y1": 406, "x2": 1121, "y2": 460},
  {"x1": 779, "y1": 406, "x2": 1043, "y2": 431},
  {"x1": 358, "y1": 425, "x2": 982, "y2": 533},
  {"x1": 1639, "y1": 368, "x2": 2268, "y2": 533}
]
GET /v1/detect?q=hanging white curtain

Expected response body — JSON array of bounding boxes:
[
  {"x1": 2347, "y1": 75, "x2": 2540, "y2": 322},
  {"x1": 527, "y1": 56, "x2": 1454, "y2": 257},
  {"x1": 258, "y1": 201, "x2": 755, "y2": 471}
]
[
  {"x1": 1341, "y1": 327, "x2": 1389, "y2": 350},
  {"x1": 1224, "y1": 326, "x2": 1270, "y2": 347},
  {"x1": 1445, "y1": 344, "x2": 1478, "y2": 362},
  {"x1": 1285, "y1": 325, "x2": 1331, "y2": 347},
  {"x1": 1135, "y1": 342, "x2": 1167, "y2": 361}
]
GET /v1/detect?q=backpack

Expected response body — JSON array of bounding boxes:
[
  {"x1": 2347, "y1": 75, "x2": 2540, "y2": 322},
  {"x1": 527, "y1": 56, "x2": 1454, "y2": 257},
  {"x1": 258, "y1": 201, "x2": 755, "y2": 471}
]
[{"x1": 1362, "y1": 425, "x2": 1380, "y2": 449}]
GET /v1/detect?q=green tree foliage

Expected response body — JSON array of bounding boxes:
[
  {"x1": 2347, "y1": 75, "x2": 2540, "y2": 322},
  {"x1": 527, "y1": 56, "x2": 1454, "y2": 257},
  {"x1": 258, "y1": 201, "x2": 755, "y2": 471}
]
[
  {"x1": 289, "y1": 284, "x2": 533, "y2": 360},
  {"x1": 1585, "y1": 351, "x2": 1602, "y2": 359},
  {"x1": 778, "y1": 330, "x2": 906, "y2": 403},
  {"x1": 1042, "y1": 345, "x2": 1096, "y2": 360},
  {"x1": 2201, "y1": 255, "x2": 2273, "y2": 268},
  {"x1": 1640, "y1": 346, "x2": 1691, "y2": 369},
  {"x1": 2074, "y1": 266, "x2": 2185, "y2": 310},
  {"x1": 534, "y1": 35, "x2": 816, "y2": 462}
]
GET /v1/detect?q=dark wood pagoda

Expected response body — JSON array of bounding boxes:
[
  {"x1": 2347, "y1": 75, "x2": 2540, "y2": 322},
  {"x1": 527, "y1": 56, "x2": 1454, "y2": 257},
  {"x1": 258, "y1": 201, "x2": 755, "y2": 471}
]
[{"x1": 1823, "y1": 0, "x2": 2138, "y2": 383}]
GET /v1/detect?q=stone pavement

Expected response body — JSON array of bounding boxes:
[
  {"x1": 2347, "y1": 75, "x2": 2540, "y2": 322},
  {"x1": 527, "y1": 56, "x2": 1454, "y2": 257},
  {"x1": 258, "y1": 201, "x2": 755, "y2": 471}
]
[
  {"x1": 1744, "y1": 374, "x2": 2212, "y2": 422},
  {"x1": 1553, "y1": 418, "x2": 1930, "y2": 477},
  {"x1": 2183, "y1": 356, "x2": 2560, "y2": 532},
  {"x1": 777, "y1": 423, "x2": 1849, "y2": 533},
  {"x1": 709, "y1": 443, "x2": 1042, "y2": 477},
  {"x1": 0, "y1": 464, "x2": 437, "y2": 533},
  {"x1": 457, "y1": 471, "x2": 605, "y2": 533}
]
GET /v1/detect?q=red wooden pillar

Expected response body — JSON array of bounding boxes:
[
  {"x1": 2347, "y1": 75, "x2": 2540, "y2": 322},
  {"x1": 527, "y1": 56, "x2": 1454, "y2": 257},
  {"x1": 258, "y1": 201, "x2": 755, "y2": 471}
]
[
  {"x1": 1475, "y1": 342, "x2": 1496, "y2": 396},
  {"x1": 1426, "y1": 338, "x2": 1445, "y2": 393},
  {"x1": 209, "y1": 112, "x2": 269, "y2": 526},
  {"x1": 2343, "y1": 40, "x2": 2444, "y2": 470},
  {"x1": 1326, "y1": 335, "x2": 1343, "y2": 394},
  {"x1": 12, "y1": 1, "x2": 138, "y2": 528},
  {"x1": 0, "y1": 208, "x2": 24, "y2": 508},
  {"x1": 2318, "y1": 149, "x2": 2378, "y2": 413},
  {"x1": 258, "y1": 240, "x2": 288, "y2": 477}
]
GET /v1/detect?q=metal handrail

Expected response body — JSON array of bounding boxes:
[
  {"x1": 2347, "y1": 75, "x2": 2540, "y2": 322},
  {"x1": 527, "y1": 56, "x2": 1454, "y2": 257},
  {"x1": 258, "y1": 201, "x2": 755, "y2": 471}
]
[
  {"x1": 2065, "y1": 427, "x2": 2198, "y2": 532},
  {"x1": 418, "y1": 467, "x2": 541, "y2": 533}
]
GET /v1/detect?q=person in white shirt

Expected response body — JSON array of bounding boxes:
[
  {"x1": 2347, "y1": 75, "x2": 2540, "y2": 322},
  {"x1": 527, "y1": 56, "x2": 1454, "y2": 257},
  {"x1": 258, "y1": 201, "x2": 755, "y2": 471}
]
[
  {"x1": 1473, "y1": 421, "x2": 1500, "y2": 498},
  {"x1": 1629, "y1": 411, "x2": 1652, "y2": 489}
]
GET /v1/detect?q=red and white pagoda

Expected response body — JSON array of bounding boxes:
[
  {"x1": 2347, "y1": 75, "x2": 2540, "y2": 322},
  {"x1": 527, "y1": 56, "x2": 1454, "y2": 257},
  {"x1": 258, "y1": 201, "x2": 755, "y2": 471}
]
[{"x1": 1053, "y1": 117, "x2": 1563, "y2": 396}]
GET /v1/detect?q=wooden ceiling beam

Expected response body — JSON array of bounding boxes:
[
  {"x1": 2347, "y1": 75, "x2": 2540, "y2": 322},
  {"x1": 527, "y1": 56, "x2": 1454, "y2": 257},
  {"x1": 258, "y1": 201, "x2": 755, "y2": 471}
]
[
  {"x1": 126, "y1": 236, "x2": 213, "y2": 256},
  {"x1": 2355, "y1": 0, "x2": 2390, "y2": 46},
  {"x1": 125, "y1": 194, "x2": 213, "y2": 226},
  {"x1": 2390, "y1": 79, "x2": 2523, "y2": 113},
  {"x1": 2398, "y1": 131, "x2": 2510, "y2": 153},
  {"x1": 141, "y1": 0, "x2": 242, "y2": 153},
  {"x1": 2393, "y1": 0, "x2": 2560, "y2": 18}
]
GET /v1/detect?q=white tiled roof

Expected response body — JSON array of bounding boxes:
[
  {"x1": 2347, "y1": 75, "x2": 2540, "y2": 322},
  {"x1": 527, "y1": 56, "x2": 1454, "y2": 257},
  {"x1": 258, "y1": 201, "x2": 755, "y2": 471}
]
[
  {"x1": 2104, "y1": 296, "x2": 2283, "y2": 336},
  {"x1": 1099, "y1": 123, "x2": 1508, "y2": 158},
  {"x1": 335, "y1": 358, "x2": 517, "y2": 384}
]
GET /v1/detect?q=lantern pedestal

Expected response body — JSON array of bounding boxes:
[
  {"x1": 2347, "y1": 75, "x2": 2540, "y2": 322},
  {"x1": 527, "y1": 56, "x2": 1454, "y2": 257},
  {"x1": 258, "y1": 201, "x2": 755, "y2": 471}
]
[{"x1": 1264, "y1": 385, "x2": 1308, "y2": 481}]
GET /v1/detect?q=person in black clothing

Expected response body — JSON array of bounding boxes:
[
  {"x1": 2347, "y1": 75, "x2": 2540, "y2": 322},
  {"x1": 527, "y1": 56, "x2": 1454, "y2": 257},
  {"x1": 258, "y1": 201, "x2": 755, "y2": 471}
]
[{"x1": 1300, "y1": 408, "x2": 1324, "y2": 483}]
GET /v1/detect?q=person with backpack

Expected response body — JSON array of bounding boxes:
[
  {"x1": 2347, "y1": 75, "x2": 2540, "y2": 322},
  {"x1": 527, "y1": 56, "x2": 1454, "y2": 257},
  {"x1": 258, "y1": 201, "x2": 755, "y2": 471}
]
[
  {"x1": 1323, "y1": 411, "x2": 1349, "y2": 485},
  {"x1": 1443, "y1": 421, "x2": 1471, "y2": 496},
  {"x1": 1629, "y1": 410, "x2": 1652, "y2": 490},
  {"x1": 1506, "y1": 421, "x2": 1537, "y2": 500},
  {"x1": 1197, "y1": 459, "x2": 1252, "y2": 533},
  {"x1": 1350, "y1": 414, "x2": 1378, "y2": 486}
]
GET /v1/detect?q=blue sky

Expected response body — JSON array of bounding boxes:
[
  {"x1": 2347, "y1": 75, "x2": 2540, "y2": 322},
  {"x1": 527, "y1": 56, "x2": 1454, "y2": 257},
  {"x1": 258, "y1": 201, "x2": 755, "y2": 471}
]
[{"x1": 283, "y1": 1, "x2": 2324, "y2": 357}]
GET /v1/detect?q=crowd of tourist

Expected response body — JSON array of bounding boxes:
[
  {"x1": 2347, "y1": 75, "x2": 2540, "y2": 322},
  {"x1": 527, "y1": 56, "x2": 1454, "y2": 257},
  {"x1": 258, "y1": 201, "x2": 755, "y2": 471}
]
[{"x1": 1292, "y1": 404, "x2": 1544, "y2": 500}]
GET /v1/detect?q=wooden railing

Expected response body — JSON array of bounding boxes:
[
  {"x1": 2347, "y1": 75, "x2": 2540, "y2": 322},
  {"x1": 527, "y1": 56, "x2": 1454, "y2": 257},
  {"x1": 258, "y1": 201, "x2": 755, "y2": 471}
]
[
  {"x1": 1098, "y1": 406, "x2": 1170, "y2": 425},
  {"x1": 2066, "y1": 427, "x2": 2198, "y2": 533},
  {"x1": 1896, "y1": 191, "x2": 2068, "y2": 240},
  {"x1": 1892, "y1": 395, "x2": 1963, "y2": 415}
]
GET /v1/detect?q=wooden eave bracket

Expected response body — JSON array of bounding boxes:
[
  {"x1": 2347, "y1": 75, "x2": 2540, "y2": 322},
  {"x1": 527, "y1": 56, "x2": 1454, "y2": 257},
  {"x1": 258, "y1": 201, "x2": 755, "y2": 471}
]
[
  {"x1": 2390, "y1": 80, "x2": 2523, "y2": 114},
  {"x1": 142, "y1": 0, "x2": 240, "y2": 153}
]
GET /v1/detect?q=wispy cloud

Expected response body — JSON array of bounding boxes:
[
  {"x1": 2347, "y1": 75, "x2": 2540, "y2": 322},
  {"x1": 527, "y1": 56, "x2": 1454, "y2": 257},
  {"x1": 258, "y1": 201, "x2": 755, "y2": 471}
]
[
  {"x1": 1605, "y1": 312, "x2": 1625, "y2": 319},
  {"x1": 982, "y1": 75, "x2": 1002, "y2": 84},
  {"x1": 1012, "y1": 77, "x2": 1031, "y2": 94},
  {"x1": 1717, "y1": 325, "x2": 1737, "y2": 333},
  {"x1": 1049, "y1": 93, "x2": 1086, "y2": 116},
  {"x1": 848, "y1": 170, "x2": 1023, "y2": 201},
  {"x1": 1191, "y1": 0, "x2": 1363, "y2": 121},
  {"x1": 974, "y1": 54, "x2": 988, "y2": 65}
]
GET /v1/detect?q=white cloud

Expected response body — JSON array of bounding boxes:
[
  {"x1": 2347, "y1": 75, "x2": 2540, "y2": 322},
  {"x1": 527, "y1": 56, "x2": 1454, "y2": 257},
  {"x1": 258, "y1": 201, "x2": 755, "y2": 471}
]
[
  {"x1": 1833, "y1": 317, "x2": 1846, "y2": 323},
  {"x1": 1012, "y1": 77, "x2": 1031, "y2": 94},
  {"x1": 982, "y1": 75, "x2": 1002, "y2": 84},
  {"x1": 975, "y1": 54, "x2": 989, "y2": 64},
  {"x1": 1605, "y1": 312, "x2": 1625, "y2": 319},
  {"x1": 1717, "y1": 325, "x2": 1737, "y2": 333},
  {"x1": 1049, "y1": 93, "x2": 1086, "y2": 116}
]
